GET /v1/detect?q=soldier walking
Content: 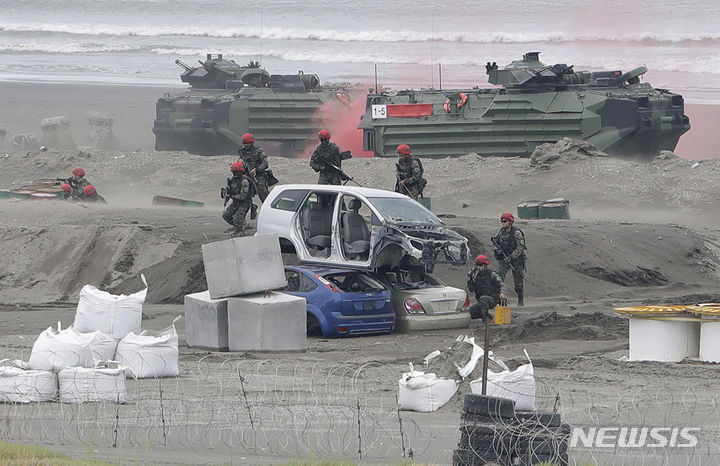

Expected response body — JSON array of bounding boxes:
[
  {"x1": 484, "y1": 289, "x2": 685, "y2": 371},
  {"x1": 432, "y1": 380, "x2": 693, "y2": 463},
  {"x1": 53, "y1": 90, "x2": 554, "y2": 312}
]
[
  {"x1": 221, "y1": 161, "x2": 255, "y2": 237},
  {"x1": 309, "y1": 129, "x2": 352, "y2": 185},
  {"x1": 492, "y1": 212, "x2": 527, "y2": 306},
  {"x1": 237, "y1": 132, "x2": 270, "y2": 202},
  {"x1": 394, "y1": 144, "x2": 427, "y2": 200},
  {"x1": 466, "y1": 255, "x2": 507, "y2": 320}
]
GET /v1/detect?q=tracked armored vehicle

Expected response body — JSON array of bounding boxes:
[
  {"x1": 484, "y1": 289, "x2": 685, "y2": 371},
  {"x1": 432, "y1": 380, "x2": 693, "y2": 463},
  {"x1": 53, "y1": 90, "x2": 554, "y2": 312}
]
[
  {"x1": 153, "y1": 54, "x2": 355, "y2": 156},
  {"x1": 359, "y1": 52, "x2": 690, "y2": 159}
]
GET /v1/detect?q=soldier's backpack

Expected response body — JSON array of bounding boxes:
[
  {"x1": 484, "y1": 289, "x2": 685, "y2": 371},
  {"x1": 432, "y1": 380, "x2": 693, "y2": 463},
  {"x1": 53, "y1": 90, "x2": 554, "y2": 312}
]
[{"x1": 415, "y1": 158, "x2": 428, "y2": 194}]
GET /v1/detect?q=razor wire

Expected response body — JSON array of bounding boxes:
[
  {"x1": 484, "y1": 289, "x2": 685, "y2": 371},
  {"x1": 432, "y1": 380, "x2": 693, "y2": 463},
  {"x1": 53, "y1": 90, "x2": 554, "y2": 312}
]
[{"x1": 2, "y1": 353, "x2": 720, "y2": 464}]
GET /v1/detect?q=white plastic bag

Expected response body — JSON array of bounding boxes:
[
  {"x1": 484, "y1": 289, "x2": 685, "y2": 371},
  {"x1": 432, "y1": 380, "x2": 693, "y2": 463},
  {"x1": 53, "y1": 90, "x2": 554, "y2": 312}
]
[
  {"x1": 0, "y1": 359, "x2": 58, "y2": 403},
  {"x1": 74, "y1": 274, "x2": 147, "y2": 339},
  {"x1": 58, "y1": 363, "x2": 127, "y2": 403},
  {"x1": 28, "y1": 323, "x2": 117, "y2": 372},
  {"x1": 398, "y1": 370, "x2": 458, "y2": 412},
  {"x1": 470, "y1": 349, "x2": 536, "y2": 411},
  {"x1": 115, "y1": 316, "x2": 180, "y2": 378}
]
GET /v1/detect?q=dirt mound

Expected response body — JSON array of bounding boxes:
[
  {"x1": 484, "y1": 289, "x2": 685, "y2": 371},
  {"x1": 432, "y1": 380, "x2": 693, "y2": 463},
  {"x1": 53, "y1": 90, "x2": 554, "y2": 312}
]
[
  {"x1": 494, "y1": 312, "x2": 628, "y2": 344},
  {"x1": 530, "y1": 137, "x2": 608, "y2": 170}
]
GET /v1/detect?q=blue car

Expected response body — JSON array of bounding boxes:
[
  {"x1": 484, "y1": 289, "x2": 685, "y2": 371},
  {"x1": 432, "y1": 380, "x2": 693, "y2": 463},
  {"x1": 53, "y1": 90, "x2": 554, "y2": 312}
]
[{"x1": 282, "y1": 265, "x2": 395, "y2": 337}]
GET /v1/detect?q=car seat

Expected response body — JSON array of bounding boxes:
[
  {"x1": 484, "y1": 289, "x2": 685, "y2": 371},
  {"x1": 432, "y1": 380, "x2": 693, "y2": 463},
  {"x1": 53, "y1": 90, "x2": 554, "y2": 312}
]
[
  {"x1": 286, "y1": 274, "x2": 300, "y2": 291},
  {"x1": 341, "y1": 198, "x2": 370, "y2": 259},
  {"x1": 301, "y1": 203, "x2": 332, "y2": 250}
]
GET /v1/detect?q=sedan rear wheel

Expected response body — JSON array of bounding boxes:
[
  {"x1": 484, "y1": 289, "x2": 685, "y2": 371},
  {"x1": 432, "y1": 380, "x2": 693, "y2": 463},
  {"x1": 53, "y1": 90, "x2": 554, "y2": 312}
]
[{"x1": 307, "y1": 313, "x2": 322, "y2": 337}]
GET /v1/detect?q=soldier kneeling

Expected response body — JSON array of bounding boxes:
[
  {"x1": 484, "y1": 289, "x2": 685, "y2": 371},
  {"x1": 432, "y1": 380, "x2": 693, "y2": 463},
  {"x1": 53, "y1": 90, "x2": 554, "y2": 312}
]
[{"x1": 466, "y1": 254, "x2": 506, "y2": 320}]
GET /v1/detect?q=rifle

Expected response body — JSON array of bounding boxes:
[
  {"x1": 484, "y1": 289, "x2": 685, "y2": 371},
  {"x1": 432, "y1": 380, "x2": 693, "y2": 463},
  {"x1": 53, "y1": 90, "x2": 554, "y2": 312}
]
[
  {"x1": 325, "y1": 160, "x2": 361, "y2": 186},
  {"x1": 491, "y1": 236, "x2": 515, "y2": 271},
  {"x1": 220, "y1": 178, "x2": 232, "y2": 207}
]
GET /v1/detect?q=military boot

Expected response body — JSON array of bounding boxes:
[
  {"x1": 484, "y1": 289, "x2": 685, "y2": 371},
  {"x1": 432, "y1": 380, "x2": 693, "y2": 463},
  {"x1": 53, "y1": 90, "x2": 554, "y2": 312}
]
[
  {"x1": 517, "y1": 294, "x2": 524, "y2": 307},
  {"x1": 232, "y1": 226, "x2": 245, "y2": 237}
]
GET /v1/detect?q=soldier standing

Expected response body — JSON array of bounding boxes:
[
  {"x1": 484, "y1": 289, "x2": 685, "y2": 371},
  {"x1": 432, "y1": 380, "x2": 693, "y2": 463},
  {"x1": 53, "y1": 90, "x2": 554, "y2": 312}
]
[
  {"x1": 221, "y1": 161, "x2": 254, "y2": 237},
  {"x1": 394, "y1": 144, "x2": 427, "y2": 200},
  {"x1": 237, "y1": 132, "x2": 270, "y2": 202},
  {"x1": 309, "y1": 129, "x2": 352, "y2": 185},
  {"x1": 466, "y1": 255, "x2": 507, "y2": 320},
  {"x1": 492, "y1": 212, "x2": 527, "y2": 306}
]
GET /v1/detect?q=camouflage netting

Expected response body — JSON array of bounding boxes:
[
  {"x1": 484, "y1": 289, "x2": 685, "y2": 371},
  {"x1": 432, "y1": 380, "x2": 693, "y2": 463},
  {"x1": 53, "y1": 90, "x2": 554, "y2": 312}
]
[
  {"x1": 530, "y1": 137, "x2": 608, "y2": 170},
  {"x1": 40, "y1": 115, "x2": 76, "y2": 150},
  {"x1": 87, "y1": 112, "x2": 119, "y2": 150}
]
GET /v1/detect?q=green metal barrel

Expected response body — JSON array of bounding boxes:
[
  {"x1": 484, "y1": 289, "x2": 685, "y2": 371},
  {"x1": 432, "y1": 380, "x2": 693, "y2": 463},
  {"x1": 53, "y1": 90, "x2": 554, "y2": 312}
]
[
  {"x1": 539, "y1": 198, "x2": 570, "y2": 219},
  {"x1": 517, "y1": 200, "x2": 542, "y2": 219}
]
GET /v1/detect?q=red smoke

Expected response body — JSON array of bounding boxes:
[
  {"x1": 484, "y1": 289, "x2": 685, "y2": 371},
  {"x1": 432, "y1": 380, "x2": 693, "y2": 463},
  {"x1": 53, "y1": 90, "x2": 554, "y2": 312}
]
[{"x1": 302, "y1": 88, "x2": 374, "y2": 158}]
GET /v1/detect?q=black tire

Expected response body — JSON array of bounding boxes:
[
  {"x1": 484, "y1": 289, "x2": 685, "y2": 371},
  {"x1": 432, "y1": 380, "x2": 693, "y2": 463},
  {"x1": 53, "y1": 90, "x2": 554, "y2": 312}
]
[
  {"x1": 463, "y1": 394, "x2": 515, "y2": 419},
  {"x1": 451, "y1": 448, "x2": 501, "y2": 466},
  {"x1": 459, "y1": 431, "x2": 515, "y2": 456},
  {"x1": 514, "y1": 411, "x2": 562, "y2": 428},
  {"x1": 461, "y1": 412, "x2": 505, "y2": 425},
  {"x1": 515, "y1": 437, "x2": 568, "y2": 456},
  {"x1": 306, "y1": 313, "x2": 322, "y2": 337},
  {"x1": 459, "y1": 421, "x2": 508, "y2": 438}
]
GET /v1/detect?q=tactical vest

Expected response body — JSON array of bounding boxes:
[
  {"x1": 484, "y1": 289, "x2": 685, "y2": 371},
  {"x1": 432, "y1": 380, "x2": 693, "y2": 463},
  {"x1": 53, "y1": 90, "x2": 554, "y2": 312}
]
[
  {"x1": 496, "y1": 226, "x2": 524, "y2": 255},
  {"x1": 468, "y1": 268, "x2": 501, "y2": 298},
  {"x1": 227, "y1": 174, "x2": 252, "y2": 199},
  {"x1": 239, "y1": 146, "x2": 264, "y2": 172}
]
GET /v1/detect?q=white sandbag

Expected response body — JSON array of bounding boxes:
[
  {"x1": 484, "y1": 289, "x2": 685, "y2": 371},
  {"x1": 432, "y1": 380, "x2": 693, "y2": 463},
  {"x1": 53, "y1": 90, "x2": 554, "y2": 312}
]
[
  {"x1": 115, "y1": 316, "x2": 180, "y2": 378},
  {"x1": 0, "y1": 359, "x2": 58, "y2": 403},
  {"x1": 470, "y1": 349, "x2": 536, "y2": 411},
  {"x1": 398, "y1": 370, "x2": 458, "y2": 412},
  {"x1": 74, "y1": 274, "x2": 147, "y2": 339},
  {"x1": 28, "y1": 324, "x2": 115, "y2": 372},
  {"x1": 58, "y1": 363, "x2": 127, "y2": 403}
]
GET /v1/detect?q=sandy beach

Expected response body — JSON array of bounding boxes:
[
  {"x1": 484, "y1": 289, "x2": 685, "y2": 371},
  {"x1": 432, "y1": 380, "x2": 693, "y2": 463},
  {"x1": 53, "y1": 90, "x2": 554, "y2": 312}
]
[
  {"x1": 1, "y1": 79, "x2": 720, "y2": 464},
  {"x1": 1, "y1": 81, "x2": 720, "y2": 159}
]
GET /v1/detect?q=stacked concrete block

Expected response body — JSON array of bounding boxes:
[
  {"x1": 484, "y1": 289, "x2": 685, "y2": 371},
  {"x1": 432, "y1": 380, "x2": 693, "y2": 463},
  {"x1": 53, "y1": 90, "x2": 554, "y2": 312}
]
[
  {"x1": 201, "y1": 234, "x2": 286, "y2": 299},
  {"x1": 228, "y1": 292, "x2": 306, "y2": 352},
  {"x1": 184, "y1": 291, "x2": 229, "y2": 351},
  {"x1": 87, "y1": 112, "x2": 119, "y2": 150},
  {"x1": 187, "y1": 234, "x2": 306, "y2": 353}
]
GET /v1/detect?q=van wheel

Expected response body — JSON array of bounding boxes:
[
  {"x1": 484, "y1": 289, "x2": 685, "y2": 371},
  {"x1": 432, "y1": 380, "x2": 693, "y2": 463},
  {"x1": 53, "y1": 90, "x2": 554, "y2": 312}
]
[{"x1": 307, "y1": 314, "x2": 322, "y2": 337}]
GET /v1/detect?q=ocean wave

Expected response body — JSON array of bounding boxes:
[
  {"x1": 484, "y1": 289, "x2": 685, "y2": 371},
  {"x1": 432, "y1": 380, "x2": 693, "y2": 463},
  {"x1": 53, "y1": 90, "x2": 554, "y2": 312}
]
[
  {"x1": 150, "y1": 46, "x2": 720, "y2": 75},
  {"x1": 0, "y1": 42, "x2": 145, "y2": 54},
  {"x1": 2, "y1": 22, "x2": 720, "y2": 44}
]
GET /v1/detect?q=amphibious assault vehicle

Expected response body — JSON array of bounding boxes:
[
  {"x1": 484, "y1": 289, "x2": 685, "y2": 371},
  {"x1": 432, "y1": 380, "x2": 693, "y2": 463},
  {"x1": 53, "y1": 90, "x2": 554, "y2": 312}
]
[
  {"x1": 153, "y1": 54, "x2": 355, "y2": 156},
  {"x1": 358, "y1": 52, "x2": 690, "y2": 159}
]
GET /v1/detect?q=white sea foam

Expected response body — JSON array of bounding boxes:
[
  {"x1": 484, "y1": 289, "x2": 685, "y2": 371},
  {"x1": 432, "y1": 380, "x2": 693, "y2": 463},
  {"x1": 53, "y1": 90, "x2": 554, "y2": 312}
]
[{"x1": 2, "y1": 22, "x2": 720, "y2": 44}]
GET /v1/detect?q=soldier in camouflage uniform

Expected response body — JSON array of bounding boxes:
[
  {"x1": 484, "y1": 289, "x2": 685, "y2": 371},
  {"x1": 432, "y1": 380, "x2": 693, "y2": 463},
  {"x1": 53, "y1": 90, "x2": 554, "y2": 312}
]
[
  {"x1": 221, "y1": 161, "x2": 255, "y2": 236},
  {"x1": 237, "y1": 132, "x2": 270, "y2": 202},
  {"x1": 394, "y1": 144, "x2": 427, "y2": 199},
  {"x1": 492, "y1": 212, "x2": 527, "y2": 306},
  {"x1": 309, "y1": 129, "x2": 352, "y2": 185},
  {"x1": 79, "y1": 185, "x2": 107, "y2": 203},
  {"x1": 466, "y1": 254, "x2": 507, "y2": 319},
  {"x1": 66, "y1": 167, "x2": 91, "y2": 193}
]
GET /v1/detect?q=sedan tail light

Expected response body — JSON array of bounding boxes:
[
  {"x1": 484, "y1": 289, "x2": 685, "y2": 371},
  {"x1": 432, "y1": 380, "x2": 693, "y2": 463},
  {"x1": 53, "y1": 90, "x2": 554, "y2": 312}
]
[
  {"x1": 462, "y1": 293, "x2": 471, "y2": 312},
  {"x1": 315, "y1": 274, "x2": 340, "y2": 292},
  {"x1": 404, "y1": 298, "x2": 426, "y2": 315}
]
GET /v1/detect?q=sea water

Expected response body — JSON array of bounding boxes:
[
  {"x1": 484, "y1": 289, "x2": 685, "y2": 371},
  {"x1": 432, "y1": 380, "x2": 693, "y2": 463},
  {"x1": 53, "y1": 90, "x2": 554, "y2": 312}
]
[{"x1": 0, "y1": 0, "x2": 719, "y2": 104}]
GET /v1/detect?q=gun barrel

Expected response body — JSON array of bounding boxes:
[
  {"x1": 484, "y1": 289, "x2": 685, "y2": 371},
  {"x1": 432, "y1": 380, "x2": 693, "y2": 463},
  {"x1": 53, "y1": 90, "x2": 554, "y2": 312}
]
[{"x1": 175, "y1": 59, "x2": 192, "y2": 71}]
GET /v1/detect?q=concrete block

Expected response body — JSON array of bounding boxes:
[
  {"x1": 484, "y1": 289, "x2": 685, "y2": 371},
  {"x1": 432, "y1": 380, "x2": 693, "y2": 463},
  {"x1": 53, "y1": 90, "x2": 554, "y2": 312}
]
[
  {"x1": 228, "y1": 292, "x2": 306, "y2": 352},
  {"x1": 201, "y1": 234, "x2": 286, "y2": 299},
  {"x1": 184, "y1": 291, "x2": 229, "y2": 351}
]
